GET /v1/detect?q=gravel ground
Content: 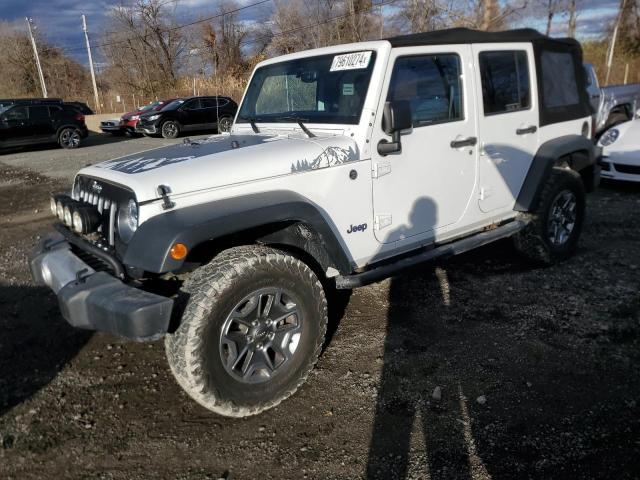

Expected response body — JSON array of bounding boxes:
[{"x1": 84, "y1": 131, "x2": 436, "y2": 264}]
[{"x1": 0, "y1": 139, "x2": 639, "y2": 479}]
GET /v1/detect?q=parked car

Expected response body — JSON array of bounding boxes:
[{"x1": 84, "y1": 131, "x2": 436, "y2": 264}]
[
  {"x1": 0, "y1": 98, "x2": 63, "y2": 109},
  {"x1": 584, "y1": 63, "x2": 640, "y2": 136},
  {"x1": 119, "y1": 99, "x2": 177, "y2": 136},
  {"x1": 99, "y1": 118, "x2": 123, "y2": 135},
  {"x1": 598, "y1": 112, "x2": 640, "y2": 182},
  {"x1": 64, "y1": 101, "x2": 94, "y2": 115},
  {"x1": 135, "y1": 96, "x2": 237, "y2": 138},
  {"x1": 0, "y1": 100, "x2": 88, "y2": 150},
  {"x1": 32, "y1": 28, "x2": 598, "y2": 418}
]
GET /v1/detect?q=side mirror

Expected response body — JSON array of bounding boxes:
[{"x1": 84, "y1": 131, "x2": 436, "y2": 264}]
[{"x1": 378, "y1": 100, "x2": 412, "y2": 156}]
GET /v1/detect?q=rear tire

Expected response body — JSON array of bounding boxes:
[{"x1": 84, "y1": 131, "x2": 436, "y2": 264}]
[
  {"x1": 513, "y1": 168, "x2": 585, "y2": 265},
  {"x1": 217, "y1": 116, "x2": 233, "y2": 133},
  {"x1": 165, "y1": 246, "x2": 328, "y2": 417},
  {"x1": 58, "y1": 128, "x2": 82, "y2": 149}
]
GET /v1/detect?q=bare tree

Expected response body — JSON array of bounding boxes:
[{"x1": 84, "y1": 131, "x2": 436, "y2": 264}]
[{"x1": 567, "y1": 0, "x2": 577, "y2": 37}]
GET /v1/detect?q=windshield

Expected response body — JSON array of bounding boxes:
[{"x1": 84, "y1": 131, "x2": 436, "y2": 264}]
[
  {"x1": 237, "y1": 51, "x2": 376, "y2": 125},
  {"x1": 139, "y1": 102, "x2": 159, "y2": 112},
  {"x1": 0, "y1": 105, "x2": 11, "y2": 115}
]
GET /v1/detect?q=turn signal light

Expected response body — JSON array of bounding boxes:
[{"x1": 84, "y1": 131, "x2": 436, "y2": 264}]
[{"x1": 170, "y1": 243, "x2": 188, "y2": 260}]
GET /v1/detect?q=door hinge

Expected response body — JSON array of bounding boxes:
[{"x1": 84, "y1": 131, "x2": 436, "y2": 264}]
[
  {"x1": 374, "y1": 214, "x2": 392, "y2": 230},
  {"x1": 372, "y1": 162, "x2": 391, "y2": 179}
]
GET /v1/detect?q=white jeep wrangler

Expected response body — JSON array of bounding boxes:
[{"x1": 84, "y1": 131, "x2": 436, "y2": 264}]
[{"x1": 31, "y1": 28, "x2": 599, "y2": 417}]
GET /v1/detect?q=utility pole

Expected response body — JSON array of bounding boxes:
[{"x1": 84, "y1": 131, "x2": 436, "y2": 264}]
[
  {"x1": 25, "y1": 17, "x2": 47, "y2": 98},
  {"x1": 605, "y1": 0, "x2": 627, "y2": 86},
  {"x1": 82, "y1": 14, "x2": 101, "y2": 113}
]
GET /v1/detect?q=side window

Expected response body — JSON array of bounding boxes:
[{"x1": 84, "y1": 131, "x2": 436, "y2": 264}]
[
  {"x1": 182, "y1": 99, "x2": 200, "y2": 110},
  {"x1": 49, "y1": 106, "x2": 63, "y2": 116},
  {"x1": 4, "y1": 106, "x2": 28, "y2": 120},
  {"x1": 387, "y1": 54, "x2": 464, "y2": 126},
  {"x1": 479, "y1": 50, "x2": 530, "y2": 115},
  {"x1": 201, "y1": 98, "x2": 217, "y2": 108},
  {"x1": 29, "y1": 106, "x2": 50, "y2": 121},
  {"x1": 541, "y1": 51, "x2": 579, "y2": 108}
]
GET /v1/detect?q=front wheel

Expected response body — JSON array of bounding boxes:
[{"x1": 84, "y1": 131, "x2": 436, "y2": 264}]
[
  {"x1": 217, "y1": 116, "x2": 233, "y2": 133},
  {"x1": 160, "y1": 120, "x2": 180, "y2": 139},
  {"x1": 58, "y1": 128, "x2": 82, "y2": 149},
  {"x1": 165, "y1": 246, "x2": 328, "y2": 417},
  {"x1": 513, "y1": 168, "x2": 585, "y2": 265}
]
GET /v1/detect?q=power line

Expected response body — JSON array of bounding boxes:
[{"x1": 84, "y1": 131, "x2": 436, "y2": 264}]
[
  {"x1": 239, "y1": 0, "x2": 397, "y2": 47},
  {"x1": 47, "y1": 0, "x2": 273, "y2": 55}
]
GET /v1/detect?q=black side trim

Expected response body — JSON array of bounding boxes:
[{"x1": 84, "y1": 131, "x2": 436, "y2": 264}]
[
  {"x1": 123, "y1": 191, "x2": 352, "y2": 275},
  {"x1": 54, "y1": 223, "x2": 126, "y2": 279},
  {"x1": 336, "y1": 220, "x2": 526, "y2": 289},
  {"x1": 514, "y1": 135, "x2": 595, "y2": 212}
]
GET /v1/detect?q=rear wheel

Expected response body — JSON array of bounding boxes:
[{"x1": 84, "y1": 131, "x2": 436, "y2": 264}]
[
  {"x1": 160, "y1": 120, "x2": 180, "y2": 139},
  {"x1": 513, "y1": 168, "x2": 585, "y2": 265},
  {"x1": 58, "y1": 128, "x2": 82, "y2": 149},
  {"x1": 165, "y1": 246, "x2": 328, "y2": 417}
]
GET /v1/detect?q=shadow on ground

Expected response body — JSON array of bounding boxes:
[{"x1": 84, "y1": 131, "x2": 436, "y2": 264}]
[{"x1": 0, "y1": 285, "x2": 91, "y2": 417}]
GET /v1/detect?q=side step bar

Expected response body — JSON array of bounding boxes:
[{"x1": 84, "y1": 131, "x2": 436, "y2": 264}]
[{"x1": 335, "y1": 220, "x2": 527, "y2": 289}]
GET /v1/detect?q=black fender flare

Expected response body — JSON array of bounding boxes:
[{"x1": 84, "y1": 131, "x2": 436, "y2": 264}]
[
  {"x1": 514, "y1": 134, "x2": 596, "y2": 212},
  {"x1": 122, "y1": 191, "x2": 352, "y2": 275}
]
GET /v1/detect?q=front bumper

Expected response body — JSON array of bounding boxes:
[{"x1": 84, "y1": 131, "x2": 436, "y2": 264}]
[
  {"x1": 135, "y1": 122, "x2": 158, "y2": 134},
  {"x1": 29, "y1": 232, "x2": 173, "y2": 341}
]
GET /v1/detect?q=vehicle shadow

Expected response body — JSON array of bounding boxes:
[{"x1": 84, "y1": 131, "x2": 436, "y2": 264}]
[
  {"x1": 0, "y1": 133, "x2": 132, "y2": 156},
  {"x1": 0, "y1": 284, "x2": 92, "y2": 417}
]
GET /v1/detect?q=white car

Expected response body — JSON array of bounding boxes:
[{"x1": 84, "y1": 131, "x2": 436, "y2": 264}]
[
  {"x1": 31, "y1": 28, "x2": 599, "y2": 418},
  {"x1": 599, "y1": 115, "x2": 640, "y2": 182}
]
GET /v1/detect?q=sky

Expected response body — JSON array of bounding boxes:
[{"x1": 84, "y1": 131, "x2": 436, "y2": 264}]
[{"x1": 0, "y1": 0, "x2": 622, "y2": 66}]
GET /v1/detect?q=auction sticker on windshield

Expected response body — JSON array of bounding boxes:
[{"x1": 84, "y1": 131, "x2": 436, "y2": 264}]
[{"x1": 330, "y1": 51, "x2": 372, "y2": 71}]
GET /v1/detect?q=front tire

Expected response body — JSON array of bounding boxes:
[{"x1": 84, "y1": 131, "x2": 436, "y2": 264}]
[
  {"x1": 160, "y1": 120, "x2": 180, "y2": 139},
  {"x1": 217, "y1": 116, "x2": 233, "y2": 133},
  {"x1": 513, "y1": 168, "x2": 585, "y2": 264},
  {"x1": 58, "y1": 128, "x2": 82, "y2": 149},
  {"x1": 165, "y1": 246, "x2": 328, "y2": 417}
]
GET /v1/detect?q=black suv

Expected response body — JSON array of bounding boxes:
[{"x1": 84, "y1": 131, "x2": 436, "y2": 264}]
[
  {"x1": 0, "y1": 100, "x2": 89, "y2": 150},
  {"x1": 135, "y1": 96, "x2": 237, "y2": 139}
]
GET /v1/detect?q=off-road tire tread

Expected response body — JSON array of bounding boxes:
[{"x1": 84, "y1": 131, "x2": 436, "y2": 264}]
[
  {"x1": 165, "y1": 245, "x2": 327, "y2": 418},
  {"x1": 514, "y1": 167, "x2": 584, "y2": 265}
]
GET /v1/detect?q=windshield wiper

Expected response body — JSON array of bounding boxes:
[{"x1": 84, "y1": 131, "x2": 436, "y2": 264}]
[
  {"x1": 279, "y1": 115, "x2": 316, "y2": 138},
  {"x1": 239, "y1": 115, "x2": 260, "y2": 133}
]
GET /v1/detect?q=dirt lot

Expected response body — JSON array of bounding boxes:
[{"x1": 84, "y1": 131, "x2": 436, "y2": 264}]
[{"x1": 0, "y1": 139, "x2": 639, "y2": 479}]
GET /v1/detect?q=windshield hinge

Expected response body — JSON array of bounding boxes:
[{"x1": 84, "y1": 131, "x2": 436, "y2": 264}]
[
  {"x1": 157, "y1": 185, "x2": 175, "y2": 210},
  {"x1": 372, "y1": 162, "x2": 391, "y2": 179},
  {"x1": 374, "y1": 215, "x2": 392, "y2": 230}
]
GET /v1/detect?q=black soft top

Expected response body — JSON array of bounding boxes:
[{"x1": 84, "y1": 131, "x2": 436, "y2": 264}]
[
  {"x1": 387, "y1": 28, "x2": 592, "y2": 127},
  {"x1": 387, "y1": 27, "x2": 578, "y2": 49}
]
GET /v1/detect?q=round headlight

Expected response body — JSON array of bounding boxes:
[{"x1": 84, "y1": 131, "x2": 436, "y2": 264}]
[
  {"x1": 600, "y1": 128, "x2": 619, "y2": 146},
  {"x1": 117, "y1": 198, "x2": 139, "y2": 243},
  {"x1": 63, "y1": 205, "x2": 73, "y2": 226}
]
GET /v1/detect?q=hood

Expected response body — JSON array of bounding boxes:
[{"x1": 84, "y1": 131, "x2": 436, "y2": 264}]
[{"x1": 78, "y1": 132, "x2": 361, "y2": 202}]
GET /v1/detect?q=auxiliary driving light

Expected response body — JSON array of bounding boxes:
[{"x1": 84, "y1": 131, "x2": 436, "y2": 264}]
[
  {"x1": 71, "y1": 206, "x2": 101, "y2": 234},
  {"x1": 52, "y1": 195, "x2": 73, "y2": 221}
]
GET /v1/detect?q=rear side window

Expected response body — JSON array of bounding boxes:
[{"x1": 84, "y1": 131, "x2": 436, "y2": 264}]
[
  {"x1": 479, "y1": 51, "x2": 530, "y2": 115},
  {"x1": 29, "y1": 106, "x2": 50, "y2": 120},
  {"x1": 387, "y1": 54, "x2": 463, "y2": 126},
  {"x1": 182, "y1": 99, "x2": 200, "y2": 110},
  {"x1": 541, "y1": 51, "x2": 579, "y2": 108},
  {"x1": 49, "y1": 106, "x2": 62, "y2": 116}
]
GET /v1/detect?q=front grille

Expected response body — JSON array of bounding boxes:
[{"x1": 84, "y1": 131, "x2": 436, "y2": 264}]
[
  {"x1": 74, "y1": 176, "x2": 120, "y2": 245},
  {"x1": 614, "y1": 163, "x2": 640, "y2": 175}
]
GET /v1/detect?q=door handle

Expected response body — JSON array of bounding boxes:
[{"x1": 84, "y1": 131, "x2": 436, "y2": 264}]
[
  {"x1": 450, "y1": 136, "x2": 477, "y2": 148},
  {"x1": 516, "y1": 125, "x2": 537, "y2": 135}
]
